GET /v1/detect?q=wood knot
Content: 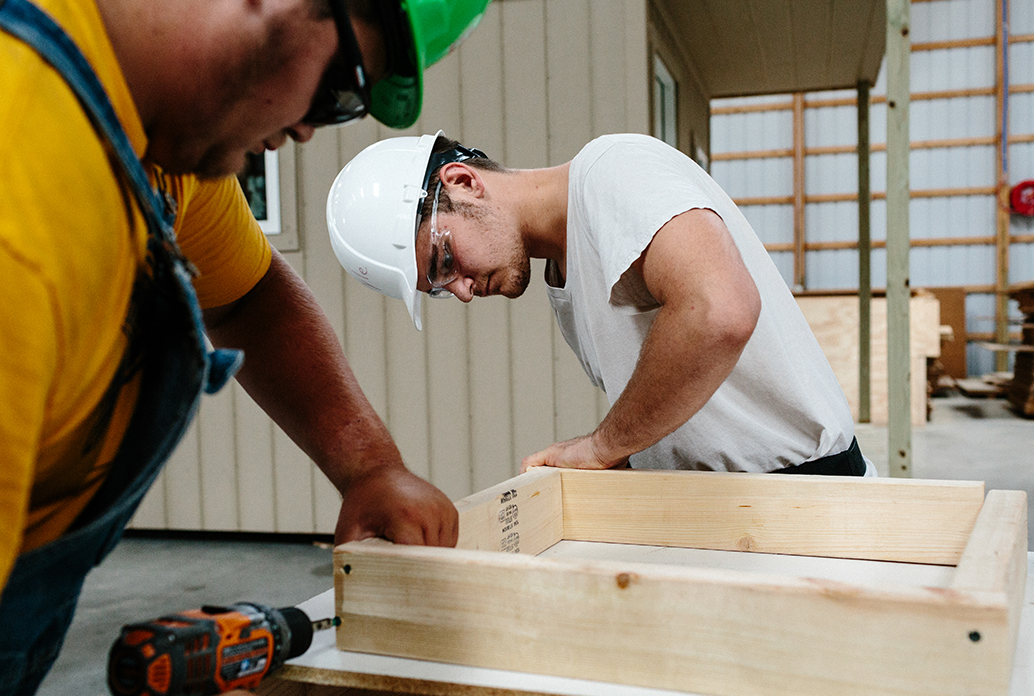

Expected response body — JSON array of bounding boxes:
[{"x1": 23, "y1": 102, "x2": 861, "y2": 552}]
[
  {"x1": 616, "y1": 573, "x2": 632, "y2": 589},
  {"x1": 738, "y1": 535, "x2": 757, "y2": 552}
]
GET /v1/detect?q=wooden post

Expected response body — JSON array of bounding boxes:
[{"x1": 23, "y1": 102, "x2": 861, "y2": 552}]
[
  {"x1": 886, "y1": 0, "x2": 911, "y2": 477},
  {"x1": 995, "y1": 0, "x2": 1011, "y2": 371},
  {"x1": 793, "y1": 92, "x2": 807, "y2": 290},
  {"x1": 858, "y1": 81, "x2": 872, "y2": 424}
]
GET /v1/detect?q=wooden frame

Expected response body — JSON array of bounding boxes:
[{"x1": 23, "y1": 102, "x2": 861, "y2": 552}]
[{"x1": 332, "y1": 469, "x2": 1027, "y2": 696}]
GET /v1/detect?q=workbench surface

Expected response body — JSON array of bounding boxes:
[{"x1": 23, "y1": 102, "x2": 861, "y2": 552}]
[{"x1": 260, "y1": 547, "x2": 1034, "y2": 696}]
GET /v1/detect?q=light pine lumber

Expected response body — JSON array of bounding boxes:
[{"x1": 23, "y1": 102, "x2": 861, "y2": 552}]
[
  {"x1": 952, "y1": 490, "x2": 1029, "y2": 593},
  {"x1": 333, "y1": 539, "x2": 1012, "y2": 696},
  {"x1": 950, "y1": 489, "x2": 1029, "y2": 679},
  {"x1": 454, "y1": 467, "x2": 562, "y2": 555},
  {"x1": 328, "y1": 471, "x2": 1025, "y2": 696},
  {"x1": 559, "y1": 469, "x2": 984, "y2": 564}
]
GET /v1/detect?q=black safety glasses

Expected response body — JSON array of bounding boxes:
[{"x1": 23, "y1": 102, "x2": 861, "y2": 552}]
[{"x1": 303, "y1": 0, "x2": 371, "y2": 126}]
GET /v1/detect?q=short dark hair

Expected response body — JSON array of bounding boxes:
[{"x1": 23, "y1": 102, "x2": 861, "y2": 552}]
[{"x1": 418, "y1": 135, "x2": 505, "y2": 222}]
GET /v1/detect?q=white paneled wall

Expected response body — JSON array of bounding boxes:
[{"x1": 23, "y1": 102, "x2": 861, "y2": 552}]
[
  {"x1": 131, "y1": 0, "x2": 650, "y2": 534},
  {"x1": 710, "y1": 0, "x2": 1034, "y2": 378}
]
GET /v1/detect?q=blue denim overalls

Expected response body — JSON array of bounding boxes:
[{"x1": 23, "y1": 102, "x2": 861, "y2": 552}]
[{"x1": 0, "y1": 0, "x2": 243, "y2": 692}]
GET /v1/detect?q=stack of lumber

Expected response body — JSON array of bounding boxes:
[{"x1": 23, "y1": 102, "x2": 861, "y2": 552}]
[
  {"x1": 1008, "y1": 283, "x2": 1034, "y2": 417},
  {"x1": 955, "y1": 372, "x2": 1010, "y2": 399}
]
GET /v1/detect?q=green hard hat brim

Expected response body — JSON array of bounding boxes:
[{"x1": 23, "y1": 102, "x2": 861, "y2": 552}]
[
  {"x1": 369, "y1": 71, "x2": 422, "y2": 130},
  {"x1": 369, "y1": 0, "x2": 489, "y2": 130},
  {"x1": 369, "y1": 0, "x2": 427, "y2": 130}
]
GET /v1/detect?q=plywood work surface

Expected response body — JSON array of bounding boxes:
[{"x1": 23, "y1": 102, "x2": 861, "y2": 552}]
[{"x1": 261, "y1": 551, "x2": 1034, "y2": 696}]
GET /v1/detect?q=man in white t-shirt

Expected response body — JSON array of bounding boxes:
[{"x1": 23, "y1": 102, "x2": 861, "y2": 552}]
[{"x1": 327, "y1": 132, "x2": 872, "y2": 476}]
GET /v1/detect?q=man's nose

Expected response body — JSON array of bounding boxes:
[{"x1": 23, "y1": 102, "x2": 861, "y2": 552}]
[
  {"x1": 287, "y1": 123, "x2": 316, "y2": 143},
  {"x1": 445, "y1": 277, "x2": 474, "y2": 303}
]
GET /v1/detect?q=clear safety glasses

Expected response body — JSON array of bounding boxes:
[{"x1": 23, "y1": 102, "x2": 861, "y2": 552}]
[
  {"x1": 426, "y1": 181, "x2": 459, "y2": 298},
  {"x1": 417, "y1": 145, "x2": 488, "y2": 299},
  {"x1": 302, "y1": 0, "x2": 371, "y2": 126}
]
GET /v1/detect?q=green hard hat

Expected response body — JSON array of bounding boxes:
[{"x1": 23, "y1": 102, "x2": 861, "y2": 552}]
[{"x1": 371, "y1": 0, "x2": 490, "y2": 129}]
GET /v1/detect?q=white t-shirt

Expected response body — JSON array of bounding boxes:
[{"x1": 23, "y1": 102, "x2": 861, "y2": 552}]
[{"x1": 545, "y1": 134, "x2": 856, "y2": 472}]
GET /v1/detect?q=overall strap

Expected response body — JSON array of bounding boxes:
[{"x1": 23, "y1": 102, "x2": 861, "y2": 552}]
[
  {"x1": 0, "y1": 0, "x2": 243, "y2": 396},
  {"x1": 0, "y1": 0, "x2": 172, "y2": 237}
]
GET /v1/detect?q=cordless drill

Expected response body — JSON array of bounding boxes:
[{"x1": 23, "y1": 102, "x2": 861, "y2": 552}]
[{"x1": 106, "y1": 602, "x2": 338, "y2": 696}]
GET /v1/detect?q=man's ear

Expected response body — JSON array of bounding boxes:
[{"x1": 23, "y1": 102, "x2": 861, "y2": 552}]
[{"x1": 439, "y1": 162, "x2": 485, "y2": 199}]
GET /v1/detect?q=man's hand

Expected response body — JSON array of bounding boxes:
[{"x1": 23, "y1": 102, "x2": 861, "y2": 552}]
[
  {"x1": 520, "y1": 434, "x2": 626, "y2": 473},
  {"x1": 335, "y1": 465, "x2": 458, "y2": 546}
]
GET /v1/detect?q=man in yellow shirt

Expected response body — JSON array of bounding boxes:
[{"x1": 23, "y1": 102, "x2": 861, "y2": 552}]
[{"x1": 0, "y1": 0, "x2": 488, "y2": 691}]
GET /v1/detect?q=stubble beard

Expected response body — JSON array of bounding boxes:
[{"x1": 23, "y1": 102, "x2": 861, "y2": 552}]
[
  {"x1": 467, "y1": 201, "x2": 531, "y2": 299},
  {"x1": 503, "y1": 252, "x2": 531, "y2": 298},
  {"x1": 497, "y1": 220, "x2": 532, "y2": 298}
]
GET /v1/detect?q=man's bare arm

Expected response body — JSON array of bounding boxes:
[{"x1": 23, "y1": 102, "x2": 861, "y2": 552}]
[
  {"x1": 204, "y1": 251, "x2": 457, "y2": 545},
  {"x1": 522, "y1": 208, "x2": 760, "y2": 471}
]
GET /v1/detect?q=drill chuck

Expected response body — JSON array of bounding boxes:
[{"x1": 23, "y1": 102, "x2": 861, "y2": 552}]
[{"x1": 107, "y1": 602, "x2": 315, "y2": 696}]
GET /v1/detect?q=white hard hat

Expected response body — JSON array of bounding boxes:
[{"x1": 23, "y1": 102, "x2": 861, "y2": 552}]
[{"x1": 327, "y1": 132, "x2": 441, "y2": 330}]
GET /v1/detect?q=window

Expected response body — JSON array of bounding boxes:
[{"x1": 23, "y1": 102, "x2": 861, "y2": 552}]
[
  {"x1": 653, "y1": 55, "x2": 677, "y2": 148},
  {"x1": 238, "y1": 151, "x2": 281, "y2": 236},
  {"x1": 236, "y1": 148, "x2": 298, "y2": 251}
]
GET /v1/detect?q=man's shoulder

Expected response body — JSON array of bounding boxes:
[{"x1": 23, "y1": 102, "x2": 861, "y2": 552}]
[
  {"x1": 577, "y1": 133, "x2": 661, "y2": 160},
  {"x1": 575, "y1": 134, "x2": 691, "y2": 178}
]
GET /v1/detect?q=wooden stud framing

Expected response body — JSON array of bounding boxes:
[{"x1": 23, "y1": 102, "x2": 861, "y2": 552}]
[
  {"x1": 710, "y1": 18, "x2": 1034, "y2": 382},
  {"x1": 716, "y1": 134, "x2": 1033, "y2": 162},
  {"x1": 734, "y1": 185, "x2": 1005, "y2": 207},
  {"x1": 994, "y1": 0, "x2": 1011, "y2": 372},
  {"x1": 858, "y1": 81, "x2": 872, "y2": 424},
  {"x1": 767, "y1": 235, "x2": 1026, "y2": 254},
  {"x1": 792, "y1": 92, "x2": 806, "y2": 290},
  {"x1": 325, "y1": 469, "x2": 1027, "y2": 696}
]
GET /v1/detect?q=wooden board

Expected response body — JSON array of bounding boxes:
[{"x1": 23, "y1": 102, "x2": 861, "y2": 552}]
[
  {"x1": 325, "y1": 469, "x2": 1027, "y2": 696},
  {"x1": 927, "y1": 286, "x2": 968, "y2": 379},
  {"x1": 259, "y1": 553, "x2": 1034, "y2": 696},
  {"x1": 955, "y1": 377, "x2": 1009, "y2": 399},
  {"x1": 559, "y1": 469, "x2": 983, "y2": 564}
]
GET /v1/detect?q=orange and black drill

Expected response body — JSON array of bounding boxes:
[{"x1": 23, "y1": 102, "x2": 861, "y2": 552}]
[{"x1": 106, "y1": 602, "x2": 338, "y2": 696}]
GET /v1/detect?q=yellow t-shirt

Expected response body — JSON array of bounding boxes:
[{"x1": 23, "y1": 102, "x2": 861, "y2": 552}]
[{"x1": 0, "y1": 0, "x2": 272, "y2": 586}]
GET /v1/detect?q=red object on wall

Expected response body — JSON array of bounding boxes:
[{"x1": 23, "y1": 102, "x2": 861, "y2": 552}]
[{"x1": 1011, "y1": 180, "x2": 1034, "y2": 216}]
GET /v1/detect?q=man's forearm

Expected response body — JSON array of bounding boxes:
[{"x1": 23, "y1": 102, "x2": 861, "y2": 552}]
[
  {"x1": 203, "y1": 250, "x2": 457, "y2": 546},
  {"x1": 590, "y1": 299, "x2": 752, "y2": 466},
  {"x1": 203, "y1": 251, "x2": 401, "y2": 490},
  {"x1": 590, "y1": 208, "x2": 762, "y2": 466}
]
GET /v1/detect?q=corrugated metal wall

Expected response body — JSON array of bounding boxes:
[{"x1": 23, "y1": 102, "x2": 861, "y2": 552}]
[
  {"x1": 710, "y1": 0, "x2": 1033, "y2": 378},
  {"x1": 130, "y1": 0, "x2": 650, "y2": 534}
]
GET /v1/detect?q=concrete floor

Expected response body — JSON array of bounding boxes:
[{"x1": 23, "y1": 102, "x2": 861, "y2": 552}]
[
  {"x1": 38, "y1": 535, "x2": 334, "y2": 696},
  {"x1": 36, "y1": 393, "x2": 1034, "y2": 696}
]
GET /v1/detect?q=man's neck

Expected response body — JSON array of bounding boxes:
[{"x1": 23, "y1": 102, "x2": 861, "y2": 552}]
[{"x1": 510, "y1": 162, "x2": 570, "y2": 266}]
